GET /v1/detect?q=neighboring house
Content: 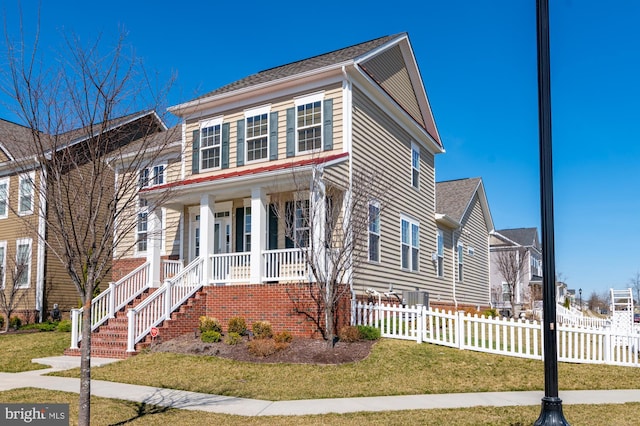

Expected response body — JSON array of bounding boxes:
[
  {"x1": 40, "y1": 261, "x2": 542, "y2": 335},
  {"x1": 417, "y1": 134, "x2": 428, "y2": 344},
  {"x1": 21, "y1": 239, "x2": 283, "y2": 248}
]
[
  {"x1": 435, "y1": 177, "x2": 494, "y2": 310},
  {"x1": 0, "y1": 111, "x2": 165, "y2": 322},
  {"x1": 109, "y1": 32, "x2": 479, "y2": 335},
  {"x1": 489, "y1": 227, "x2": 543, "y2": 315}
]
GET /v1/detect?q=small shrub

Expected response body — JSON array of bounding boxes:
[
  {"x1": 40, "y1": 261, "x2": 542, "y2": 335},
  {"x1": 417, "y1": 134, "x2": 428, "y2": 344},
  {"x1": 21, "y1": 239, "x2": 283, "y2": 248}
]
[
  {"x1": 21, "y1": 322, "x2": 57, "y2": 332},
  {"x1": 199, "y1": 316, "x2": 222, "y2": 333},
  {"x1": 228, "y1": 317, "x2": 247, "y2": 335},
  {"x1": 482, "y1": 308, "x2": 498, "y2": 318},
  {"x1": 274, "y1": 330, "x2": 293, "y2": 344},
  {"x1": 9, "y1": 317, "x2": 22, "y2": 330},
  {"x1": 56, "y1": 319, "x2": 72, "y2": 332},
  {"x1": 200, "y1": 330, "x2": 222, "y2": 343},
  {"x1": 248, "y1": 338, "x2": 277, "y2": 357},
  {"x1": 252, "y1": 321, "x2": 273, "y2": 339},
  {"x1": 357, "y1": 325, "x2": 381, "y2": 340},
  {"x1": 224, "y1": 332, "x2": 243, "y2": 345},
  {"x1": 338, "y1": 325, "x2": 361, "y2": 342}
]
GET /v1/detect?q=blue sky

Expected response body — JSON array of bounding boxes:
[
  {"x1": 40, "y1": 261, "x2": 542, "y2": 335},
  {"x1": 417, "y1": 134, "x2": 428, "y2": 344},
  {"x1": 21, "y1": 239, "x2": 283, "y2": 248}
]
[{"x1": 1, "y1": 1, "x2": 639, "y2": 298}]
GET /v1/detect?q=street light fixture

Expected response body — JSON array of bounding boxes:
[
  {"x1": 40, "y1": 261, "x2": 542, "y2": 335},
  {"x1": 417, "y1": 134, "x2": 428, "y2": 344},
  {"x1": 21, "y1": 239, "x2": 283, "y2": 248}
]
[
  {"x1": 579, "y1": 288, "x2": 582, "y2": 311},
  {"x1": 533, "y1": 0, "x2": 570, "y2": 424}
]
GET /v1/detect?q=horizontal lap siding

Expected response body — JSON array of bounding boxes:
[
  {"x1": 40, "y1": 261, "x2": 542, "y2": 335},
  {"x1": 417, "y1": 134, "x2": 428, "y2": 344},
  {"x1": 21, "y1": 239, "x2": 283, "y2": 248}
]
[
  {"x1": 351, "y1": 88, "x2": 448, "y2": 301},
  {"x1": 184, "y1": 84, "x2": 343, "y2": 181},
  {"x1": 456, "y1": 194, "x2": 490, "y2": 306}
]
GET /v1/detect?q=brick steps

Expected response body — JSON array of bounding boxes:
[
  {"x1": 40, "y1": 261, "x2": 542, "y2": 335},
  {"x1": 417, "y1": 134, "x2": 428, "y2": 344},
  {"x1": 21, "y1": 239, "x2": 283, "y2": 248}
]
[{"x1": 64, "y1": 287, "x2": 206, "y2": 359}]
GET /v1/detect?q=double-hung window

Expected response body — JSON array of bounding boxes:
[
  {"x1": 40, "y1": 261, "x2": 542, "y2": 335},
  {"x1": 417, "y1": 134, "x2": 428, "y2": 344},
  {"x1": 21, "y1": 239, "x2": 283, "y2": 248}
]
[
  {"x1": 368, "y1": 201, "x2": 381, "y2": 262},
  {"x1": 0, "y1": 178, "x2": 8, "y2": 219},
  {"x1": 457, "y1": 242, "x2": 464, "y2": 281},
  {"x1": 18, "y1": 172, "x2": 34, "y2": 215},
  {"x1": 437, "y1": 230, "x2": 444, "y2": 277},
  {"x1": 244, "y1": 206, "x2": 252, "y2": 252},
  {"x1": 15, "y1": 238, "x2": 32, "y2": 288},
  {"x1": 294, "y1": 199, "x2": 310, "y2": 248},
  {"x1": 401, "y1": 215, "x2": 419, "y2": 272},
  {"x1": 137, "y1": 198, "x2": 148, "y2": 253},
  {"x1": 200, "y1": 120, "x2": 222, "y2": 170},
  {"x1": 246, "y1": 109, "x2": 269, "y2": 163},
  {"x1": 0, "y1": 241, "x2": 6, "y2": 288},
  {"x1": 139, "y1": 164, "x2": 166, "y2": 189},
  {"x1": 296, "y1": 93, "x2": 323, "y2": 154},
  {"x1": 411, "y1": 143, "x2": 420, "y2": 189}
]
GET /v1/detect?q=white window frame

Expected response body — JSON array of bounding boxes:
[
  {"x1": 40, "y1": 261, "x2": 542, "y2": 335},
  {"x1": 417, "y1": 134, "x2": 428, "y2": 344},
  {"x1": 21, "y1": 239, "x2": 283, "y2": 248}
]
[
  {"x1": 15, "y1": 238, "x2": 32, "y2": 288},
  {"x1": 457, "y1": 242, "x2": 464, "y2": 282},
  {"x1": 0, "y1": 177, "x2": 9, "y2": 219},
  {"x1": 200, "y1": 117, "x2": 223, "y2": 171},
  {"x1": 245, "y1": 105, "x2": 270, "y2": 164},
  {"x1": 368, "y1": 201, "x2": 381, "y2": 263},
  {"x1": 502, "y1": 282, "x2": 511, "y2": 303},
  {"x1": 139, "y1": 163, "x2": 167, "y2": 189},
  {"x1": 136, "y1": 206, "x2": 148, "y2": 254},
  {"x1": 437, "y1": 229, "x2": 444, "y2": 277},
  {"x1": 18, "y1": 172, "x2": 35, "y2": 216},
  {"x1": 400, "y1": 215, "x2": 419, "y2": 272},
  {"x1": 293, "y1": 196, "x2": 310, "y2": 248},
  {"x1": 0, "y1": 241, "x2": 6, "y2": 289},
  {"x1": 244, "y1": 205, "x2": 252, "y2": 252},
  {"x1": 295, "y1": 92, "x2": 324, "y2": 155},
  {"x1": 411, "y1": 143, "x2": 420, "y2": 189}
]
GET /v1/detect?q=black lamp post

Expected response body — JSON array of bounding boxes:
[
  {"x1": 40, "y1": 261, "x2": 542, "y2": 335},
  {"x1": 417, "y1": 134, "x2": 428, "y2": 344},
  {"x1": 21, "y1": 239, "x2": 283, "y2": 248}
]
[
  {"x1": 533, "y1": 0, "x2": 570, "y2": 424},
  {"x1": 579, "y1": 288, "x2": 582, "y2": 311}
]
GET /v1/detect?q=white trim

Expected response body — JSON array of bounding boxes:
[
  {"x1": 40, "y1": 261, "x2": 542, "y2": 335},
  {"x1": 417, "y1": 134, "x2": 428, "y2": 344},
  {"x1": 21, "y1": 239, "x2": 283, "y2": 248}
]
[
  {"x1": 367, "y1": 200, "x2": 381, "y2": 263},
  {"x1": 436, "y1": 229, "x2": 444, "y2": 278},
  {"x1": 17, "y1": 171, "x2": 35, "y2": 216},
  {"x1": 400, "y1": 214, "x2": 420, "y2": 272},
  {"x1": 457, "y1": 241, "x2": 464, "y2": 282},
  {"x1": 0, "y1": 177, "x2": 9, "y2": 219},
  {"x1": 294, "y1": 91, "x2": 324, "y2": 106},
  {"x1": 244, "y1": 105, "x2": 271, "y2": 118},
  {"x1": 411, "y1": 142, "x2": 420, "y2": 190},
  {"x1": 0, "y1": 241, "x2": 6, "y2": 289},
  {"x1": 200, "y1": 116, "x2": 223, "y2": 129},
  {"x1": 36, "y1": 168, "x2": 47, "y2": 318},
  {"x1": 244, "y1": 106, "x2": 271, "y2": 164},
  {"x1": 15, "y1": 238, "x2": 32, "y2": 289}
]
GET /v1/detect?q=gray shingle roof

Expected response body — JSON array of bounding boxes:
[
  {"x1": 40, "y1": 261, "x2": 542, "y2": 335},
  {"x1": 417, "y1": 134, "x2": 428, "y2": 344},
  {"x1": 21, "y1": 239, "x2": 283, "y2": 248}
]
[
  {"x1": 496, "y1": 228, "x2": 540, "y2": 249},
  {"x1": 0, "y1": 118, "x2": 42, "y2": 160},
  {"x1": 436, "y1": 177, "x2": 482, "y2": 223},
  {"x1": 190, "y1": 34, "x2": 402, "y2": 102}
]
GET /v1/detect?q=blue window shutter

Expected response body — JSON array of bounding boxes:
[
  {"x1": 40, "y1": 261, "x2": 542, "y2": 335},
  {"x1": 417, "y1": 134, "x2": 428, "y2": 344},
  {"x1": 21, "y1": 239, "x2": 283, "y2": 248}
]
[
  {"x1": 235, "y1": 207, "x2": 244, "y2": 252},
  {"x1": 269, "y1": 111, "x2": 278, "y2": 160},
  {"x1": 192, "y1": 129, "x2": 200, "y2": 174},
  {"x1": 323, "y1": 98, "x2": 333, "y2": 151},
  {"x1": 221, "y1": 123, "x2": 230, "y2": 169},
  {"x1": 286, "y1": 107, "x2": 295, "y2": 158},
  {"x1": 237, "y1": 119, "x2": 245, "y2": 166}
]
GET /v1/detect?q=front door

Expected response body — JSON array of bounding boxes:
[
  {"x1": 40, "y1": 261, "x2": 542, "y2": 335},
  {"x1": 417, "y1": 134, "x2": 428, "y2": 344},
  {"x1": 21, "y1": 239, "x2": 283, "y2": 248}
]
[{"x1": 189, "y1": 211, "x2": 231, "y2": 262}]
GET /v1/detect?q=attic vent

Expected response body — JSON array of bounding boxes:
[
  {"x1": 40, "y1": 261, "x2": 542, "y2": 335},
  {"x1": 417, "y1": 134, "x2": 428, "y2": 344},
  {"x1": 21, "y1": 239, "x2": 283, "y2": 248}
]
[{"x1": 403, "y1": 290, "x2": 429, "y2": 307}]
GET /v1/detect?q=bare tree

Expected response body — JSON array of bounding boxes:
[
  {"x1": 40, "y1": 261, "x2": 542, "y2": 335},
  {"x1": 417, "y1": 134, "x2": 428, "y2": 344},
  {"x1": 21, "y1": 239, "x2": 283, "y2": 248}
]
[
  {"x1": 2, "y1": 25, "x2": 175, "y2": 425},
  {"x1": 629, "y1": 271, "x2": 640, "y2": 305},
  {"x1": 0, "y1": 242, "x2": 30, "y2": 332},
  {"x1": 271, "y1": 163, "x2": 388, "y2": 346},
  {"x1": 493, "y1": 247, "x2": 528, "y2": 318}
]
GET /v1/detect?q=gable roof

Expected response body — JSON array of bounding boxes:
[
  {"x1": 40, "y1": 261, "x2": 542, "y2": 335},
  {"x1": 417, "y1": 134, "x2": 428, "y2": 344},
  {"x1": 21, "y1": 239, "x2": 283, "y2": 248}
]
[
  {"x1": 170, "y1": 33, "x2": 442, "y2": 149},
  {"x1": 0, "y1": 118, "x2": 42, "y2": 162},
  {"x1": 435, "y1": 177, "x2": 494, "y2": 232},
  {"x1": 493, "y1": 227, "x2": 541, "y2": 250}
]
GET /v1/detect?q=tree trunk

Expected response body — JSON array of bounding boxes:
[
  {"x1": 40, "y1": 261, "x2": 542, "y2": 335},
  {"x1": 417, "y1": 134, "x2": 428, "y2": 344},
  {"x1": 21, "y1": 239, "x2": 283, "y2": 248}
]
[{"x1": 78, "y1": 298, "x2": 92, "y2": 426}]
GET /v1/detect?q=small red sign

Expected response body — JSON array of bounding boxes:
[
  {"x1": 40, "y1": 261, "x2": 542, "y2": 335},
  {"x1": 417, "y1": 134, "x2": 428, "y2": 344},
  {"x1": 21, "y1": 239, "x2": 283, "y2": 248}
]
[{"x1": 150, "y1": 327, "x2": 159, "y2": 338}]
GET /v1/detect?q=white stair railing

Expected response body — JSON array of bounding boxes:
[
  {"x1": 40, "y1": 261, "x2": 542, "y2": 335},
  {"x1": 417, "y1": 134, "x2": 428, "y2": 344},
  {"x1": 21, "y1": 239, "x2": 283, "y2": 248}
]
[
  {"x1": 127, "y1": 257, "x2": 204, "y2": 352},
  {"x1": 70, "y1": 262, "x2": 150, "y2": 349}
]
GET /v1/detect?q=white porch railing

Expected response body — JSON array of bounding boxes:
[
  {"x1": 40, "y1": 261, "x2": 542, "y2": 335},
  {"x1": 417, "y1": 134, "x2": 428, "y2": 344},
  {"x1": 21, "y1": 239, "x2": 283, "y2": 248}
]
[
  {"x1": 162, "y1": 259, "x2": 183, "y2": 281},
  {"x1": 210, "y1": 252, "x2": 251, "y2": 284},
  {"x1": 263, "y1": 248, "x2": 310, "y2": 281},
  {"x1": 70, "y1": 262, "x2": 150, "y2": 349},
  {"x1": 126, "y1": 257, "x2": 204, "y2": 352},
  {"x1": 353, "y1": 302, "x2": 640, "y2": 367}
]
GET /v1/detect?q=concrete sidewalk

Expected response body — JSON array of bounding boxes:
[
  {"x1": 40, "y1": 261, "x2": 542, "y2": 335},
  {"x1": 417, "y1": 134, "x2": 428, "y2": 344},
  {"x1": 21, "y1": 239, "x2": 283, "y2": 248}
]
[{"x1": 1, "y1": 356, "x2": 638, "y2": 417}]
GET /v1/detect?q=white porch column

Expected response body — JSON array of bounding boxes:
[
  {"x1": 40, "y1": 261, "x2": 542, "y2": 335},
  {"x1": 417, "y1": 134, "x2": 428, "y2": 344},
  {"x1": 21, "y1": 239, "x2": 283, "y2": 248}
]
[
  {"x1": 250, "y1": 187, "x2": 266, "y2": 284},
  {"x1": 147, "y1": 208, "x2": 162, "y2": 288},
  {"x1": 200, "y1": 194, "x2": 215, "y2": 285},
  {"x1": 311, "y1": 168, "x2": 327, "y2": 277}
]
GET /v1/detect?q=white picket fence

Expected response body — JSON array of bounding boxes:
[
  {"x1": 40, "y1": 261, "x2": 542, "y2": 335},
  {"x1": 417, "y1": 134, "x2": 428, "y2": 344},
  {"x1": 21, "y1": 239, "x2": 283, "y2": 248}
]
[{"x1": 352, "y1": 302, "x2": 640, "y2": 367}]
